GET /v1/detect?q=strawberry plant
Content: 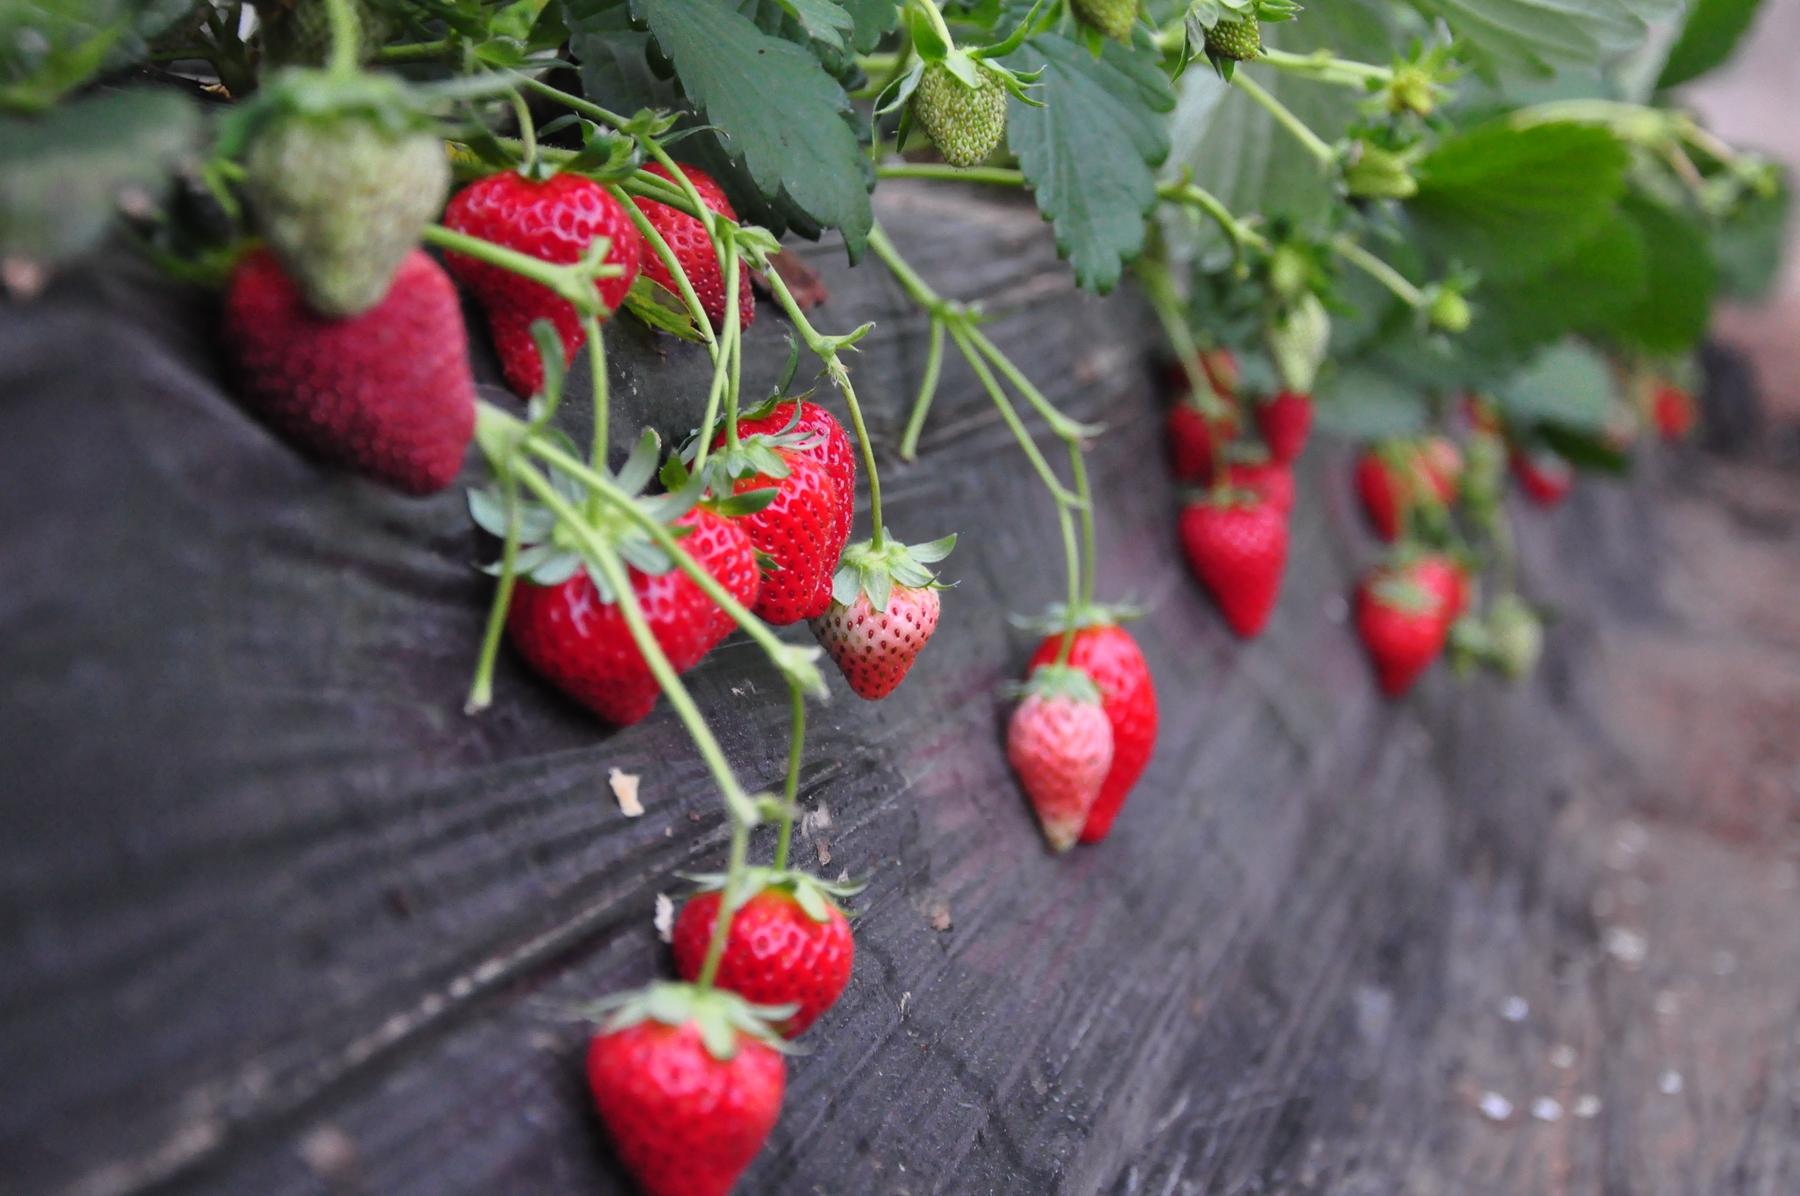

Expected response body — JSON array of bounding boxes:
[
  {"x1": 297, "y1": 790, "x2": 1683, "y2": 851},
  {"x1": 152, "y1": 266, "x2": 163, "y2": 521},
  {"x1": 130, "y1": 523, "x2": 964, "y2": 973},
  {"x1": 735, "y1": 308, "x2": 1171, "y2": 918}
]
[{"x1": 4, "y1": 0, "x2": 1791, "y2": 1186}]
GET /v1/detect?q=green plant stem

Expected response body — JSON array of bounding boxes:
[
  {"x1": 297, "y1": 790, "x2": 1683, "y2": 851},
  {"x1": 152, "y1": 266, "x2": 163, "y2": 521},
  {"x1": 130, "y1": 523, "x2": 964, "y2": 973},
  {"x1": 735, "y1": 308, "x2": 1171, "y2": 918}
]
[
  {"x1": 1069, "y1": 440, "x2": 1097, "y2": 612},
  {"x1": 876, "y1": 163, "x2": 1027, "y2": 187},
  {"x1": 695, "y1": 820, "x2": 750, "y2": 989},
  {"x1": 772, "y1": 683, "x2": 805, "y2": 871},
  {"x1": 607, "y1": 182, "x2": 718, "y2": 349},
  {"x1": 376, "y1": 38, "x2": 452, "y2": 63},
  {"x1": 1052, "y1": 460, "x2": 1081, "y2": 667},
  {"x1": 692, "y1": 292, "x2": 742, "y2": 474},
  {"x1": 1331, "y1": 234, "x2": 1426, "y2": 308},
  {"x1": 1231, "y1": 72, "x2": 1336, "y2": 166},
  {"x1": 899, "y1": 318, "x2": 946, "y2": 461},
  {"x1": 947, "y1": 324, "x2": 1080, "y2": 506},
  {"x1": 909, "y1": 0, "x2": 958, "y2": 50},
  {"x1": 422, "y1": 224, "x2": 620, "y2": 310},
  {"x1": 465, "y1": 467, "x2": 523, "y2": 713},
  {"x1": 756, "y1": 254, "x2": 888, "y2": 551},
  {"x1": 1156, "y1": 181, "x2": 1269, "y2": 254},
  {"x1": 510, "y1": 461, "x2": 759, "y2": 825},
  {"x1": 1136, "y1": 254, "x2": 1223, "y2": 417},
  {"x1": 721, "y1": 235, "x2": 743, "y2": 449},
  {"x1": 321, "y1": 0, "x2": 359, "y2": 77},
  {"x1": 583, "y1": 315, "x2": 609, "y2": 510},
  {"x1": 967, "y1": 327, "x2": 1091, "y2": 442},
  {"x1": 1257, "y1": 47, "x2": 1393, "y2": 86}
]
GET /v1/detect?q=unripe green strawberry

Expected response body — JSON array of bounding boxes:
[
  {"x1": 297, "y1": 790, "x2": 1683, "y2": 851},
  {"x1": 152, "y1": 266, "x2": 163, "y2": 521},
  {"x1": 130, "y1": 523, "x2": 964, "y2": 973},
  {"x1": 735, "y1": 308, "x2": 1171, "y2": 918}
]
[
  {"x1": 1073, "y1": 0, "x2": 1138, "y2": 41},
  {"x1": 244, "y1": 112, "x2": 448, "y2": 317},
  {"x1": 1205, "y1": 15, "x2": 1261, "y2": 61},
  {"x1": 912, "y1": 62, "x2": 1008, "y2": 169},
  {"x1": 259, "y1": 0, "x2": 395, "y2": 68}
]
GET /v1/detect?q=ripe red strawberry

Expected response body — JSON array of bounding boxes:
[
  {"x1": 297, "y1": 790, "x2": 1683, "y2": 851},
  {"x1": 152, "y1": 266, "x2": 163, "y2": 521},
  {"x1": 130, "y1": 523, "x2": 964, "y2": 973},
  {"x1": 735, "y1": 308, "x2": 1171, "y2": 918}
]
[
  {"x1": 587, "y1": 985, "x2": 785, "y2": 1196},
  {"x1": 442, "y1": 170, "x2": 643, "y2": 398},
  {"x1": 721, "y1": 446, "x2": 844, "y2": 626},
  {"x1": 1027, "y1": 620, "x2": 1157, "y2": 844},
  {"x1": 810, "y1": 534, "x2": 954, "y2": 699},
  {"x1": 1511, "y1": 448, "x2": 1573, "y2": 507},
  {"x1": 1008, "y1": 664, "x2": 1114, "y2": 852},
  {"x1": 671, "y1": 874, "x2": 855, "y2": 1036},
  {"x1": 1178, "y1": 493, "x2": 1289, "y2": 638},
  {"x1": 1166, "y1": 399, "x2": 1239, "y2": 484},
  {"x1": 1227, "y1": 458, "x2": 1295, "y2": 515},
  {"x1": 1652, "y1": 383, "x2": 1695, "y2": 441},
  {"x1": 223, "y1": 247, "x2": 475, "y2": 495},
  {"x1": 635, "y1": 162, "x2": 753, "y2": 333},
  {"x1": 505, "y1": 508, "x2": 759, "y2": 724},
  {"x1": 1355, "y1": 562, "x2": 1450, "y2": 697},
  {"x1": 1354, "y1": 449, "x2": 1407, "y2": 542},
  {"x1": 723, "y1": 399, "x2": 856, "y2": 556},
  {"x1": 1256, "y1": 390, "x2": 1313, "y2": 464}
]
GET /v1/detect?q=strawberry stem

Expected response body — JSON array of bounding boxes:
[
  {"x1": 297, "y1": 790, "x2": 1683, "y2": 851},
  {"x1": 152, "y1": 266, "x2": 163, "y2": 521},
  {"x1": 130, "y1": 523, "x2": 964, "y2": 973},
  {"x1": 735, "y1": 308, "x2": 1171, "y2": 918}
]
[
  {"x1": 772, "y1": 683, "x2": 805, "y2": 872},
  {"x1": 583, "y1": 314, "x2": 609, "y2": 512},
  {"x1": 695, "y1": 821, "x2": 749, "y2": 990},
  {"x1": 722, "y1": 230, "x2": 743, "y2": 451},
  {"x1": 1332, "y1": 235, "x2": 1427, "y2": 309},
  {"x1": 1070, "y1": 441, "x2": 1097, "y2": 613},
  {"x1": 510, "y1": 90, "x2": 539, "y2": 177},
  {"x1": 465, "y1": 465, "x2": 524, "y2": 714},
  {"x1": 756, "y1": 254, "x2": 888, "y2": 552},
  {"x1": 1256, "y1": 47, "x2": 1395, "y2": 87},
  {"x1": 1231, "y1": 73, "x2": 1336, "y2": 166},
  {"x1": 606, "y1": 181, "x2": 718, "y2": 350},
  {"x1": 898, "y1": 317, "x2": 945, "y2": 461},
  {"x1": 421, "y1": 224, "x2": 623, "y2": 310},
  {"x1": 321, "y1": 0, "x2": 360, "y2": 78},
  {"x1": 948, "y1": 324, "x2": 1080, "y2": 504}
]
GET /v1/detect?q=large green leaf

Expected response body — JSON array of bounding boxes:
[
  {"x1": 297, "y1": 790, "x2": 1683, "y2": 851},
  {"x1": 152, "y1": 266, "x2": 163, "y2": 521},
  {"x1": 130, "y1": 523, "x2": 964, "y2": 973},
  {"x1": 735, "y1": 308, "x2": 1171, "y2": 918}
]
[
  {"x1": 623, "y1": 0, "x2": 872, "y2": 253},
  {"x1": 0, "y1": 89, "x2": 198, "y2": 269},
  {"x1": 1002, "y1": 34, "x2": 1174, "y2": 293},
  {"x1": 1162, "y1": 3, "x2": 1397, "y2": 250},
  {"x1": 1491, "y1": 340, "x2": 1614, "y2": 431},
  {"x1": 1709, "y1": 169, "x2": 1791, "y2": 301},
  {"x1": 1657, "y1": 0, "x2": 1765, "y2": 88},
  {"x1": 1409, "y1": 121, "x2": 1631, "y2": 283},
  {"x1": 1314, "y1": 364, "x2": 1430, "y2": 438},
  {"x1": 1593, "y1": 195, "x2": 1716, "y2": 352},
  {"x1": 1416, "y1": 0, "x2": 1681, "y2": 78},
  {"x1": 1460, "y1": 216, "x2": 1649, "y2": 358}
]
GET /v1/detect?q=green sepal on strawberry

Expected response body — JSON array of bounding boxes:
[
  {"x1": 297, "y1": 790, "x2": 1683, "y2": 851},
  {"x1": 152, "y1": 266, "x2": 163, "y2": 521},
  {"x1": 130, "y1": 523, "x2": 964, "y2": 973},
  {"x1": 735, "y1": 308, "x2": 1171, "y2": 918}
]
[
  {"x1": 228, "y1": 69, "x2": 450, "y2": 317},
  {"x1": 671, "y1": 866, "x2": 864, "y2": 1036},
  {"x1": 584, "y1": 981, "x2": 789, "y2": 1196},
  {"x1": 471, "y1": 425, "x2": 762, "y2": 725},
  {"x1": 810, "y1": 532, "x2": 956, "y2": 700},
  {"x1": 1354, "y1": 561, "x2": 1451, "y2": 697},
  {"x1": 1188, "y1": 0, "x2": 1300, "y2": 79},
  {"x1": 1008, "y1": 662, "x2": 1115, "y2": 853}
]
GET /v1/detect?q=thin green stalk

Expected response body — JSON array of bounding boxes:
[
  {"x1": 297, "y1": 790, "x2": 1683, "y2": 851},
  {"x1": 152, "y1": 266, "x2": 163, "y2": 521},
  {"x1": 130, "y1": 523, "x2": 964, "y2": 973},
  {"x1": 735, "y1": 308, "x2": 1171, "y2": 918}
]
[
  {"x1": 695, "y1": 821, "x2": 750, "y2": 989},
  {"x1": 948, "y1": 324, "x2": 1080, "y2": 506},
  {"x1": 1052, "y1": 483, "x2": 1081, "y2": 666},
  {"x1": 1331, "y1": 234, "x2": 1426, "y2": 308},
  {"x1": 1258, "y1": 47, "x2": 1392, "y2": 86},
  {"x1": 721, "y1": 237, "x2": 743, "y2": 449},
  {"x1": 899, "y1": 317, "x2": 946, "y2": 461},
  {"x1": 465, "y1": 467, "x2": 523, "y2": 713},
  {"x1": 606, "y1": 182, "x2": 718, "y2": 349},
  {"x1": 756, "y1": 257, "x2": 888, "y2": 550},
  {"x1": 691, "y1": 297, "x2": 740, "y2": 473},
  {"x1": 321, "y1": 0, "x2": 359, "y2": 77},
  {"x1": 867, "y1": 222, "x2": 941, "y2": 309},
  {"x1": 967, "y1": 327, "x2": 1090, "y2": 443},
  {"x1": 376, "y1": 38, "x2": 452, "y2": 63},
  {"x1": 876, "y1": 163, "x2": 1027, "y2": 187},
  {"x1": 909, "y1": 0, "x2": 957, "y2": 49},
  {"x1": 1232, "y1": 72, "x2": 1336, "y2": 166},
  {"x1": 583, "y1": 315, "x2": 609, "y2": 519},
  {"x1": 1069, "y1": 440, "x2": 1097, "y2": 612},
  {"x1": 422, "y1": 224, "x2": 619, "y2": 309},
  {"x1": 1157, "y1": 181, "x2": 1270, "y2": 253},
  {"x1": 510, "y1": 90, "x2": 538, "y2": 175},
  {"x1": 772, "y1": 683, "x2": 805, "y2": 871}
]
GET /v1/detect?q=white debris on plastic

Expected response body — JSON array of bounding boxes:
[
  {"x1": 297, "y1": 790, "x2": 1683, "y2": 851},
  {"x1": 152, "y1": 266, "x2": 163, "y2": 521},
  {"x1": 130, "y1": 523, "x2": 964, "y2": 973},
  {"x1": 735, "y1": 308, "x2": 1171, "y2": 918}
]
[{"x1": 608, "y1": 768, "x2": 643, "y2": 817}]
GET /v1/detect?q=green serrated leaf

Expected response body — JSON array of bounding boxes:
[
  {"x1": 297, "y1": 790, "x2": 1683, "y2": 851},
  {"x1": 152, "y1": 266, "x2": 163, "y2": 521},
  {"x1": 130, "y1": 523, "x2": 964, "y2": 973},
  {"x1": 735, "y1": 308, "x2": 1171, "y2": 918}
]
[
  {"x1": 1417, "y1": 0, "x2": 1677, "y2": 78},
  {"x1": 1657, "y1": 0, "x2": 1762, "y2": 88},
  {"x1": 1492, "y1": 341, "x2": 1615, "y2": 432},
  {"x1": 1708, "y1": 169, "x2": 1789, "y2": 302},
  {"x1": 1409, "y1": 121, "x2": 1631, "y2": 283},
  {"x1": 1597, "y1": 195, "x2": 1716, "y2": 353},
  {"x1": 1002, "y1": 33, "x2": 1174, "y2": 292},
  {"x1": 628, "y1": 0, "x2": 873, "y2": 254}
]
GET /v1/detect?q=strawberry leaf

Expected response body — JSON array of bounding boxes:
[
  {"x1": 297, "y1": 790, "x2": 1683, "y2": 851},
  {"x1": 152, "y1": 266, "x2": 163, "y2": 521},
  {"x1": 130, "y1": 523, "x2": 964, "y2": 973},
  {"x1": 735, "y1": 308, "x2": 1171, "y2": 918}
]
[
  {"x1": 1413, "y1": 0, "x2": 1676, "y2": 78},
  {"x1": 1593, "y1": 195, "x2": 1717, "y2": 353},
  {"x1": 1002, "y1": 32, "x2": 1174, "y2": 293},
  {"x1": 623, "y1": 0, "x2": 873, "y2": 255},
  {"x1": 1657, "y1": 0, "x2": 1764, "y2": 88}
]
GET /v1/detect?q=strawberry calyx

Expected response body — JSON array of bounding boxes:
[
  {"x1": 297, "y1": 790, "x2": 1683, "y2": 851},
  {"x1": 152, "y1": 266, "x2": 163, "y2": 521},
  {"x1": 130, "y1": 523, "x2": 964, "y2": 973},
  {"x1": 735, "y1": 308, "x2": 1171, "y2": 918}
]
[
  {"x1": 679, "y1": 866, "x2": 866, "y2": 925},
  {"x1": 1012, "y1": 600, "x2": 1143, "y2": 635},
  {"x1": 829, "y1": 531, "x2": 957, "y2": 613},
  {"x1": 1365, "y1": 570, "x2": 1437, "y2": 615},
  {"x1": 582, "y1": 982, "x2": 796, "y2": 1060},
  {"x1": 1015, "y1": 661, "x2": 1104, "y2": 705},
  {"x1": 470, "y1": 424, "x2": 704, "y2": 598}
]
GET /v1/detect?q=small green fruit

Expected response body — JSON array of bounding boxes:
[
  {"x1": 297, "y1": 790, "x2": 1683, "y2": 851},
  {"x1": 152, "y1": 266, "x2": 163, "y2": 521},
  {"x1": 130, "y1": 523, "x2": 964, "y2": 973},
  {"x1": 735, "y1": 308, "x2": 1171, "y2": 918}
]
[
  {"x1": 1487, "y1": 595, "x2": 1543, "y2": 680},
  {"x1": 1073, "y1": 0, "x2": 1138, "y2": 41},
  {"x1": 1205, "y1": 15, "x2": 1261, "y2": 62},
  {"x1": 1428, "y1": 288, "x2": 1472, "y2": 334},
  {"x1": 245, "y1": 113, "x2": 449, "y2": 317},
  {"x1": 912, "y1": 62, "x2": 1008, "y2": 169}
]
